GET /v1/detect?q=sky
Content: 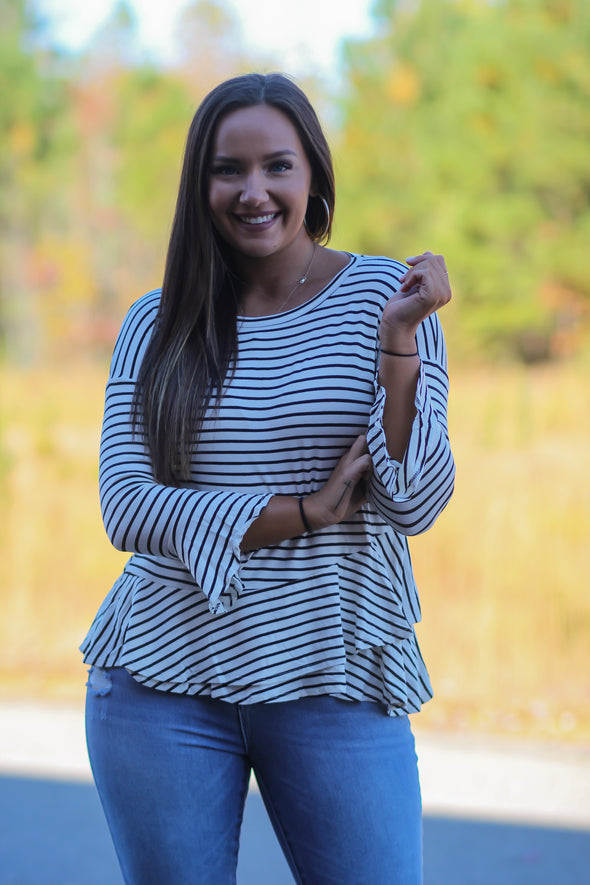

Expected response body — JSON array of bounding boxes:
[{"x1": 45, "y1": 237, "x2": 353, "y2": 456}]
[{"x1": 34, "y1": 0, "x2": 377, "y2": 81}]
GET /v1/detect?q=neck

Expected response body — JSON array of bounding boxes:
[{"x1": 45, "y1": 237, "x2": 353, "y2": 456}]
[
  {"x1": 234, "y1": 237, "x2": 319, "y2": 318},
  {"x1": 232, "y1": 234, "x2": 315, "y2": 296}
]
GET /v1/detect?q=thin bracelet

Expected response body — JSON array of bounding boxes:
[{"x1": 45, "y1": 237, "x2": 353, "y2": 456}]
[
  {"x1": 380, "y1": 348, "x2": 419, "y2": 357},
  {"x1": 298, "y1": 497, "x2": 312, "y2": 534}
]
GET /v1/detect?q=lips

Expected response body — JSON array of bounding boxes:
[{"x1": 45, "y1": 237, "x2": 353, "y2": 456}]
[{"x1": 235, "y1": 212, "x2": 279, "y2": 227}]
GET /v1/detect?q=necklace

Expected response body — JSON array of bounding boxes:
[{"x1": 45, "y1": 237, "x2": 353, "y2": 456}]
[{"x1": 275, "y1": 243, "x2": 317, "y2": 314}]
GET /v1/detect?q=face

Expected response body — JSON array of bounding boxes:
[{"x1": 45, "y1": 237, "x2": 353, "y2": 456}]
[{"x1": 208, "y1": 104, "x2": 314, "y2": 261}]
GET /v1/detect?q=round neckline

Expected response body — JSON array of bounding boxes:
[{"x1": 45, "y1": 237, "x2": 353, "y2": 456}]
[{"x1": 237, "y1": 253, "x2": 357, "y2": 327}]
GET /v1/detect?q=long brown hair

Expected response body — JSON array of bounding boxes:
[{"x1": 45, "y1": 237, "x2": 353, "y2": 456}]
[{"x1": 134, "y1": 73, "x2": 335, "y2": 485}]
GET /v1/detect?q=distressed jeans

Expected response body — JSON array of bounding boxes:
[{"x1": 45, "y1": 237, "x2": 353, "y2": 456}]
[{"x1": 86, "y1": 666, "x2": 423, "y2": 885}]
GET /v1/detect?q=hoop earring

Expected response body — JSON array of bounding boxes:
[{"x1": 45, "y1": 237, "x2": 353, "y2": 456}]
[
  {"x1": 304, "y1": 195, "x2": 331, "y2": 241},
  {"x1": 318, "y1": 195, "x2": 331, "y2": 240}
]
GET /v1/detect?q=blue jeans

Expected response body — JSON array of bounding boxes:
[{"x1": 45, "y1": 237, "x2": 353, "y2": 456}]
[{"x1": 86, "y1": 667, "x2": 422, "y2": 884}]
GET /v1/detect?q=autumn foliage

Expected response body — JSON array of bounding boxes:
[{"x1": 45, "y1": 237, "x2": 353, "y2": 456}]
[{"x1": 1, "y1": 0, "x2": 589, "y2": 364}]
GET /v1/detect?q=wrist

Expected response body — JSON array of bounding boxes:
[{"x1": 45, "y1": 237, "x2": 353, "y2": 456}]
[
  {"x1": 380, "y1": 347, "x2": 419, "y2": 358},
  {"x1": 379, "y1": 335, "x2": 417, "y2": 355},
  {"x1": 379, "y1": 327, "x2": 417, "y2": 354},
  {"x1": 298, "y1": 497, "x2": 312, "y2": 534}
]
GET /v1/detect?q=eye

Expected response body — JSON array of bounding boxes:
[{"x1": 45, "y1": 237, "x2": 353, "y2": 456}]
[
  {"x1": 268, "y1": 160, "x2": 292, "y2": 173},
  {"x1": 211, "y1": 164, "x2": 239, "y2": 176}
]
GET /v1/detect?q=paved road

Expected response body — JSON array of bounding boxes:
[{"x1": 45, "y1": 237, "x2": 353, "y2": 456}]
[{"x1": 1, "y1": 700, "x2": 589, "y2": 884}]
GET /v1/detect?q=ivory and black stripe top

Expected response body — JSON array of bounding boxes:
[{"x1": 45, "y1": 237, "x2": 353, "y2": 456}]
[{"x1": 81, "y1": 253, "x2": 455, "y2": 715}]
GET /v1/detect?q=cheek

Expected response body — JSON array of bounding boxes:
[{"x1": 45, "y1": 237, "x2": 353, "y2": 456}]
[
  {"x1": 208, "y1": 183, "x2": 221, "y2": 213},
  {"x1": 284, "y1": 178, "x2": 312, "y2": 215},
  {"x1": 208, "y1": 175, "x2": 233, "y2": 205},
  {"x1": 206, "y1": 188, "x2": 226, "y2": 238}
]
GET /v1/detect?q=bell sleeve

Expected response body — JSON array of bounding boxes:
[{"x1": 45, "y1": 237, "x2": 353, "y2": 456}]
[
  {"x1": 366, "y1": 312, "x2": 455, "y2": 535},
  {"x1": 98, "y1": 293, "x2": 272, "y2": 614}
]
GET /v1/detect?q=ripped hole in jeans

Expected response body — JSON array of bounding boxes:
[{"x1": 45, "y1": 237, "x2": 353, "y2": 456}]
[{"x1": 86, "y1": 666, "x2": 112, "y2": 697}]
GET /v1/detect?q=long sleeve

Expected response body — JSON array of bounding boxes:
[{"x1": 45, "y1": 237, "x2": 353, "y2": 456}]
[
  {"x1": 99, "y1": 292, "x2": 272, "y2": 614},
  {"x1": 366, "y1": 312, "x2": 455, "y2": 535}
]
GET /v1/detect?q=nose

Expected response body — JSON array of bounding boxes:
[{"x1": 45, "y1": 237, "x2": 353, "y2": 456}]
[{"x1": 239, "y1": 170, "x2": 268, "y2": 206}]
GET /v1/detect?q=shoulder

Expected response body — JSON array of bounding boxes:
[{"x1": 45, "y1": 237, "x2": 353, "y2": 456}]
[
  {"x1": 123, "y1": 288, "x2": 162, "y2": 329},
  {"x1": 337, "y1": 253, "x2": 407, "y2": 311},
  {"x1": 351, "y1": 253, "x2": 408, "y2": 276},
  {"x1": 346, "y1": 253, "x2": 407, "y2": 291},
  {"x1": 109, "y1": 289, "x2": 162, "y2": 379}
]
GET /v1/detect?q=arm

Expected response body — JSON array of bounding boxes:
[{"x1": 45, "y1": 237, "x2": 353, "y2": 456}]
[
  {"x1": 241, "y1": 434, "x2": 372, "y2": 550},
  {"x1": 99, "y1": 296, "x2": 273, "y2": 614},
  {"x1": 367, "y1": 253, "x2": 455, "y2": 534},
  {"x1": 103, "y1": 381, "x2": 370, "y2": 559},
  {"x1": 378, "y1": 252, "x2": 450, "y2": 458},
  {"x1": 99, "y1": 376, "x2": 272, "y2": 612}
]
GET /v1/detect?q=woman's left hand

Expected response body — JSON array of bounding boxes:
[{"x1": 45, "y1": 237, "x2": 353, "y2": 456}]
[{"x1": 380, "y1": 252, "x2": 451, "y2": 347}]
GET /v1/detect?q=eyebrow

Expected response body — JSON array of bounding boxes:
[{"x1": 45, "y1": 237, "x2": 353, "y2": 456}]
[{"x1": 212, "y1": 149, "x2": 298, "y2": 162}]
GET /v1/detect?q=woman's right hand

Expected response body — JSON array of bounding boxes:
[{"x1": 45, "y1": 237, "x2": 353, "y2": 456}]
[
  {"x1": 304, "y1": 435, "x2": 373, "y2": 530},
  {"x1": 241, "y1": 435, "x2": 372, "y2": 552}
]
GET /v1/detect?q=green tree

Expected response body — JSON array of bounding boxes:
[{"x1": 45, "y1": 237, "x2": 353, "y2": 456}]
[
  {"x1": 107, "y1": 67, "x2": 195, "y2": 307},
  {"x1": 335, "y1": 0, "x2": 590, "y2": 360}
]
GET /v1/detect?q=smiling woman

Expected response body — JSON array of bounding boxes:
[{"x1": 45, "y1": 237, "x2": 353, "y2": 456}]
[
  {"x1": 81, "y1": 72, "x2": 454, "y2": 885},
  {"x1": 208, "y1": 105, "x2": 314, "y2": 263},
  {"x1": 208, "y1": 104, "x2": 346, "y2": 319}
]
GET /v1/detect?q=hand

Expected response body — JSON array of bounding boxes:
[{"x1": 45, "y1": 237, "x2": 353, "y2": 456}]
[
  {"x1": 305, "y1": 434, "x2": 373, "y2": 530},
  {"x1": 380, "y1": 252, "x2": 451, "y2": 348}
]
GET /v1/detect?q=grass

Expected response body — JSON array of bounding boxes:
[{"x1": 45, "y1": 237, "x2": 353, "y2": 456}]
[
  {"x1": 412, "y1": 363, "x2": 590, "y2": 743},
  {"x1": 1, "y1": 361, "x2": 588, "y2": 744}
]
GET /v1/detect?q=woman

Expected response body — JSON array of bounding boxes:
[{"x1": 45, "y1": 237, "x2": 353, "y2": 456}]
[{"x1": 82, "y1": 72, "x2": 454, "y2": 885}]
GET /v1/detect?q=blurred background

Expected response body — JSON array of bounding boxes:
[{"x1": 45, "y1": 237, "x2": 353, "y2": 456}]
[{"x1": 1, "y1": 0, "x2": 588, "y2": 748}]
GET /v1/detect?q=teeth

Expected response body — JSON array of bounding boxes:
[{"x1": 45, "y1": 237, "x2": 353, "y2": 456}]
[{"x1": 241, "y1": 214, "x2": 275, "y2": 225}]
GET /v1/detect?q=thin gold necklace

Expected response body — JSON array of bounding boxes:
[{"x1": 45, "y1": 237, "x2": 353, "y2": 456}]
[{"x1": 275, "y1": 243, "x2": 317, "y2": 314}]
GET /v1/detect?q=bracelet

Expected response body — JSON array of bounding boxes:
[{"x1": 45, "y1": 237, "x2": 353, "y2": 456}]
[
  {"x1": 380, "y1": 348, "x2": 419, "y2": 357},
  {"x1": 298, "y1": 497, "x2": 312, "y2": 534}
]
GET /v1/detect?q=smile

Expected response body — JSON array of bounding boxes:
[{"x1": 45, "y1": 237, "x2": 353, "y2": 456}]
[{"x1": 237, "y1": 213, "x2": 278, "y2": 225}]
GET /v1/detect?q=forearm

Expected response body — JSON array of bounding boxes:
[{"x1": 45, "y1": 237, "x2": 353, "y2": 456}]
[
  {"x1": 241, "y1": 495, "x2": 307, "y2": 551},
  {"x1": 241, "y1": 435, "x2": 372, "y2": 551},
  {"x1": 377, "y1": 333, "x2": 421, "y2": 462},
  {"x1": 368, "y1": 316, "x2": 455, "y2": 532}
]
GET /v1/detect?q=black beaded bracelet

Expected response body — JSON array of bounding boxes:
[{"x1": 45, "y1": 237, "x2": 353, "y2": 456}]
[
  {"x1": 298, "y1": 497, "x2": 312, "y2": 534},
  {"x1": 380, "y1": 348, "x2": 419, "y2": 357}
]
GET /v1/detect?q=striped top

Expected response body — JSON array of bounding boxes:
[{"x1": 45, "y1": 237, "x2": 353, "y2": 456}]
[{"x1": 81, "y1": 253, "x2": 455, "y2": 715}]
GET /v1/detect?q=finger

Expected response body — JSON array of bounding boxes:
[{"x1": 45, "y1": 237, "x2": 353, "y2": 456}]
[
  {"x1": 339, "y1": 470, "x2": 371, "y2": 516},
  {"x1": 333, "y1": 452, "x2": 372, "y2": 509},
  {"x1": 342, "y1": 452, "x2": 373, "y2": 485},
  {"x1": 399, "y1": 277, "x2": 422, "y2": 294},
  {"x1": 351, "y1": 453, "x2": 373, "y2": 477},
  {"x1": 347, "y1": 433, "x2": 368, "y2": 457},
  {"x1": 402, "y1": 261, "x2": 449, "y2": 295},
  {"x1": 405, "y1": 251, "x2": 433, "y2": 266},
  {"x1": 399, "y1": 268, "x2": 426, "y2": 292}
]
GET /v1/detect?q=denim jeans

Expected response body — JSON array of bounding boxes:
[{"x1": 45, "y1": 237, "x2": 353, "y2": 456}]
[{"x1": 86, "y1": 666, "x2": 422, "y2": 885}]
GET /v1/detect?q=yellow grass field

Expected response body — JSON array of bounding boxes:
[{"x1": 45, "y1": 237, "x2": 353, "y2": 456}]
[{"x1": 1, "y1": 361, "x2": 588, "y2": 744}]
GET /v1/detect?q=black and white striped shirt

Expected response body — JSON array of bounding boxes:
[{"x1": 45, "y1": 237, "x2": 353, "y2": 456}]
[{"x1": 81, "y1": 254, "x2": 455, "y2": 714}]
